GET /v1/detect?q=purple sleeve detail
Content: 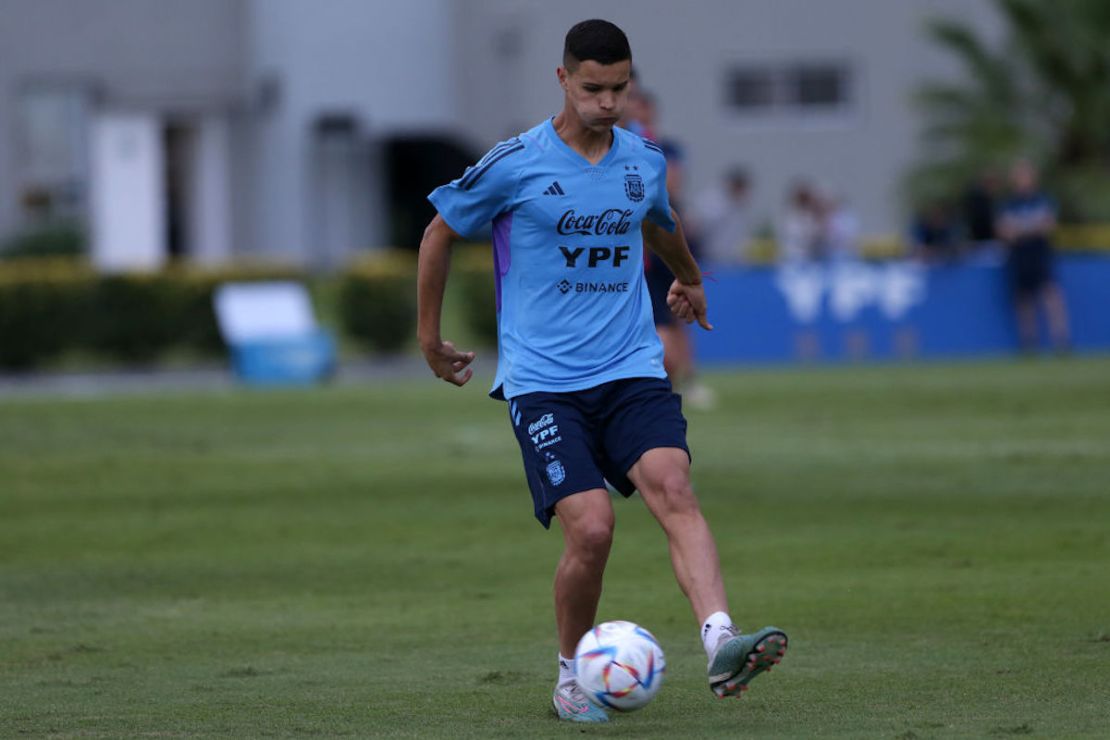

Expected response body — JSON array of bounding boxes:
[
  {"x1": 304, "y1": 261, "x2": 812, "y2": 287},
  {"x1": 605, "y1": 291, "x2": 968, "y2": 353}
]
[{"x1": 491, "y1": 212, "x2": 513, "y2": 313}]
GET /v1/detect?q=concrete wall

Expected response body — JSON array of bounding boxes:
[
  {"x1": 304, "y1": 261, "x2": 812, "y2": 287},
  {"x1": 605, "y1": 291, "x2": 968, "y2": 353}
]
[
  {"x1": 1, "y1": 0, "x2": 1006, "y2": 262},
  {"x1": 88, "y1": 112, "x2": 165, "y2": 271},
  {"x1": 0, "y1": 0, "x2": 245, "y2": 242},
  {"x1": 240, "y1": 0, "x2": 460, "y2": 262},
  {"x1": 191, "y1": 116, "x2": 235, "y2": 265},
  {"x1": 454, "y1": 0, "x2": 1004, "y2": 236}
]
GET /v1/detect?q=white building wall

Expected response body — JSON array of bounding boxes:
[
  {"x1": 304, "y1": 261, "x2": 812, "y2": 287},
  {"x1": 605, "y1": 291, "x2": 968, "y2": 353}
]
[
  {"x1": 191, "y1": 116, "x2": 235, "y2": 265},
  {"x1": 1, "y1": 0, "x2": 1007, "y2": 264},
  {"x1": 242, "y1": 0, "x2": 460, "y2": 261},
  {"x1": 454, "y1": 0, "x2": 1003, "y2": 237},
  {"x1": 0, "y1": 27, "x2": 14, "y2": 238},
  {"x1": 89, "y1": 112, "x2": 166, "y2": 272},
  {"x1": 0, "y1": 0, "x2": 245, "y2": 250}
]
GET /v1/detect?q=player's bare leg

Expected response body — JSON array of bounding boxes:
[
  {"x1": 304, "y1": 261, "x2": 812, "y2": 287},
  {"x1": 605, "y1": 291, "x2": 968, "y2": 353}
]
[
  {"x1": 658, "y1": 324, "x2": 693, "y2": 387},
  {"x1": 551, "y1": 489, "x2": 614, "y2": 722},
  {"x1": 1042, "y1": 283, "x2": 1071, "y2": 352},
  {"x1": 629, "y1": 447, "x2": 787, "y2": 698},
  {"x1": 1016, "y1": 296, "x2": 1039, "y2": 352},
  {"x1": 629, "y1": 448, "x2": 725, "y2": 621},
  {"x1": 553, "y1": 488, "x2": 615, "y2": 656},
  {"x1": 659, "y1": 319, "x2": 715, "y2": 409}
]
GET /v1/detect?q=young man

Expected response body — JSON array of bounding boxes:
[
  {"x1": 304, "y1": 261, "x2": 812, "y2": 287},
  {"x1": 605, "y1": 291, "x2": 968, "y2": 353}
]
[{"x1": 417, "y1": 19, "x2": 786, "y2": 723}]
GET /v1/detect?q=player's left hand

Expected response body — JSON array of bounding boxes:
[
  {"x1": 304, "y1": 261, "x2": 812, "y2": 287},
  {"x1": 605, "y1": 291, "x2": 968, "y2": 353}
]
[{"x1": 667, "y1": 281, "x2": 713, "y2": 330}]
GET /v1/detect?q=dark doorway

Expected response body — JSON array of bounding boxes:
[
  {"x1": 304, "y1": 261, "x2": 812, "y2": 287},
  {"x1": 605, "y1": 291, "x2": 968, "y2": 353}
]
[
  {"x1": 384, "y1": 136, "x2": 479, "y2": 250},
  {"x1": 163, "y1": 121, "x2": 195, "y2": 259}
]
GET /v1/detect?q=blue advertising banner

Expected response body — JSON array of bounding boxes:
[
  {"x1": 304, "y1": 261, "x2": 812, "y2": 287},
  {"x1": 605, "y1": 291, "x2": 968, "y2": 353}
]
[{"x1": 696, "y1": 255, "x2": 1110, "y2": 365}]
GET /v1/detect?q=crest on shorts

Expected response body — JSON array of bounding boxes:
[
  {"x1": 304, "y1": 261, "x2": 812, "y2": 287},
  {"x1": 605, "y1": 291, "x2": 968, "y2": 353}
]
[
  {"x1": 624, "y1": 173, "x2": 645, "y2": 202},
  {"x1": 546, "y1": 460, "x2": 566, "y2": 486}
]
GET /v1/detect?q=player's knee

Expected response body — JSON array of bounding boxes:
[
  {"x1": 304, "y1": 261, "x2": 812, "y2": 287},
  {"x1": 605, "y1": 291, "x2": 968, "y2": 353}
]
[
  {"x1": 569, "y1": 515, "x2": 615, "y2": 560},
  {"x1": 653, "y1": 473, "x2": 699, "y2": 518}
]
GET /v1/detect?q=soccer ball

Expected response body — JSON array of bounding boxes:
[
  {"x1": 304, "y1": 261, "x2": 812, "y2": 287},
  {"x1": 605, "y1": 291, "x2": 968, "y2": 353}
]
[{"x1": 574, "y1": 620, "x2": 666, "y2": 711}]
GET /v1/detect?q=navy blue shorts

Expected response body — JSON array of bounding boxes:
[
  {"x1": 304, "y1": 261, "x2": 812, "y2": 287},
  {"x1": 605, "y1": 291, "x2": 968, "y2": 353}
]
[
  {"x1": 645, "y1": 259, "x2": 677, "y2": 327},
  {"x1": 1008, "y1": 238, "x2": 1054, "y2": 298},
  {"x1": 507, "y1": 377, "x2": 690, "y2": 528}
]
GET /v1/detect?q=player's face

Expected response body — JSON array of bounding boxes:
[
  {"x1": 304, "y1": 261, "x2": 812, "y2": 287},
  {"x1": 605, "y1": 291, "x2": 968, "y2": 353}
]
[{"x1": 560, "y1": 60, "x2": 632, "y2": 132}]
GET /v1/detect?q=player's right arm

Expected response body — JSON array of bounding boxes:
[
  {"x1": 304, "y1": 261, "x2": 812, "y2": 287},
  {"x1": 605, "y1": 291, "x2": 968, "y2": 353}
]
[
  {"x1": 417, "y1": 214, "x2": 475, "y2": 386},
  {"x1": 419, "y1": 135, "x2": 525, "y2": 386}
]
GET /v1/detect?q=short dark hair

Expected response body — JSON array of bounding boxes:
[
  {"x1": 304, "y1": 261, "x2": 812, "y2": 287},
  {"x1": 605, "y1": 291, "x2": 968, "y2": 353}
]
[{"x1": 563, "y1": 19, "x2": 631, "y2": 70}]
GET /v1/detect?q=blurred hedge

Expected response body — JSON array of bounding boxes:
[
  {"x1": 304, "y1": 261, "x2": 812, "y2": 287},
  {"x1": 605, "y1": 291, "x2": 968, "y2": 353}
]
[
  {"x1": 451, "y1": 246, "x2": 499, "y2": 347},
  {"x1": 1055, "y1": 225, "x2": 1110, "y2": 252},
  {"x1": 340, "y1": 253, "x2": 418, "y2": 353},
  {"x1": 0, "y1": 260, "x2": 299, "y2": 370},
  {"x1": 0, "y1": 246, "x2": 508, "y2": 371},
  {"x1": 0, "y1": 261, "x2": 95, "y2": 369},
  {"x1": 339, "y1": 245, "x2": 499, "y2": 354}
]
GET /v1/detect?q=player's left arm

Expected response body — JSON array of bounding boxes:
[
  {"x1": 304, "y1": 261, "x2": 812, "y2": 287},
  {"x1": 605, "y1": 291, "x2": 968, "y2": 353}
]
[{"x1": 643, "y1": 211, "x2": 713, "y2": 331}]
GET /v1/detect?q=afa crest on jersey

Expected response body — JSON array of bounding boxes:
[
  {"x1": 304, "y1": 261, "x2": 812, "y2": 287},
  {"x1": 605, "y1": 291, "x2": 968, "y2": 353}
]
[
  {"x1": 546, "y1": 460, "x2": 566, "y2": 485},
  {"x1": 624, "y1": 173, "x2": 645, "y2": 203}
]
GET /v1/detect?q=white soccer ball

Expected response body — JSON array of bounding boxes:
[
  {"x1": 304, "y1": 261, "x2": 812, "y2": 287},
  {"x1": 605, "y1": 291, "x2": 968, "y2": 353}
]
[{"x1": 574, "y1": 620, "x2": 666, "y2": 711}]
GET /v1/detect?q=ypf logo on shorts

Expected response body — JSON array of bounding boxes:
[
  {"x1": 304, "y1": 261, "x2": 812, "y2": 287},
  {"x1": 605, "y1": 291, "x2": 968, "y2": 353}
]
[
  {"x1": 546, "y1": 460, "x2": 566, "y2": 486},
  {"x1": 530, "y1": 414, "x2": 561, "y2": 450}
]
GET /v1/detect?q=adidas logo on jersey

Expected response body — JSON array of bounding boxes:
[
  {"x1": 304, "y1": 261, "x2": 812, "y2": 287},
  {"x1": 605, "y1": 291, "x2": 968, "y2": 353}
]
[{"x1": 543, "y1": 181, "x2": 566, "y2": 196}]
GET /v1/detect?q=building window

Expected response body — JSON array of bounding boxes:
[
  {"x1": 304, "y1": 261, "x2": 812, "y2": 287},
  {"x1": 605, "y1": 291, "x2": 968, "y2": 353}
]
[
  {"x1": 16, "y1": 83, "x2": 90, "y2": 222},
  {"x1": 724, "y1": 61, "x2": 853, "y2": 117},
  {"x1": 725, "y1": 66, "x2": 776, "y2": 110},
  {"x1": 789, "y1": 64, "x2": 848, "y2": 108}
]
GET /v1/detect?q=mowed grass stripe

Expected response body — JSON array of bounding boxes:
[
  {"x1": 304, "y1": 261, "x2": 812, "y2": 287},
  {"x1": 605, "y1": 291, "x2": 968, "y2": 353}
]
[{"x1": 1, "y1": 357, "x2": 1108, "y2": 736}]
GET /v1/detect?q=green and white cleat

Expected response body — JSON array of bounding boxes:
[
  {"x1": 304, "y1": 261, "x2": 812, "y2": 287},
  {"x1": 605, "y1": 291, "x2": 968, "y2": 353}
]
[
  {"x1": 707, "y1": 626, "x2": 788, "y2": 699},
  {"x1": 552, "y1": 683, "x2": 609, "y2": 723}
]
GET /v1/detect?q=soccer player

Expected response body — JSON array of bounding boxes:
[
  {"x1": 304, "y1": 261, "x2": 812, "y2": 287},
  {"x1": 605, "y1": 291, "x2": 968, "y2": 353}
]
[{"x1": 417, "y1": 19, "x2": 787, "y2": 723}]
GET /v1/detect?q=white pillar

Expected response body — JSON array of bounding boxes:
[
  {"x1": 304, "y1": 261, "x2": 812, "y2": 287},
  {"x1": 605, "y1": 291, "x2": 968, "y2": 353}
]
[
  {"x1": 191, "y1": 115, "x2": 234, "y2": 265},
  {"x1": 89, "y1": 112, "x2": 166, "y2": 272}
]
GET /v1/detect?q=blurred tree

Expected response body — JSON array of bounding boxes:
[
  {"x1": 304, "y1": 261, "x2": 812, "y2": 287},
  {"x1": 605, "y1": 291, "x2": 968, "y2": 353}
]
[{"x1": 908, "y1": 0, "x2": 1110, "y2": 221}]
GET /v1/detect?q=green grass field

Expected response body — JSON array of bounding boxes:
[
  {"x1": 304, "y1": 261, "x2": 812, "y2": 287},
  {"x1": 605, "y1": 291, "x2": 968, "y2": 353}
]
[{"x1": 2, "y1": 358, "x2": 1109, "y2": 737}]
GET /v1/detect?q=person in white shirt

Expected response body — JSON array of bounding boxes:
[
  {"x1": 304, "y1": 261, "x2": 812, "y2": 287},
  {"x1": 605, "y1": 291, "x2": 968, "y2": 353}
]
[{"x1": 691, "y1": 168, "x2": 753, "y2": 266}]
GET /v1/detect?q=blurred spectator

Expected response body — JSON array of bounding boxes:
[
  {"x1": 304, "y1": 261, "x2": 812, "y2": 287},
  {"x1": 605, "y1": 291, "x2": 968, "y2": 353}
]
[
  {"x1": 778, "y1": 183, "x2": 862, "y2": 263},
  {"x1": 620, "y1": 82, "x2": 657, "y2": 141},
  {"x1": 911, "y1": 201, "x2": 961, "y2": 264},
  {"x1": 824, "y1": 195, "x2": 861, "y2": 261},
  {"x1": 690, "y1": 168, "x2": 753, "y2": 266},
  {"x1": 660, "y1": 140, "x2": 688, "y2": 213},
  {"x1": 626, "y1": 86, "x2": 715, "y2": 408},
  {"x1": 778, "y1": 180, "x2": 823, "y2": 263},
  {"x1": 963, "y1": 169, "x2": 1001, "y2": 247},
  {"x1": 995, "y1": 160, "x2": 1071, "y2": 353}
]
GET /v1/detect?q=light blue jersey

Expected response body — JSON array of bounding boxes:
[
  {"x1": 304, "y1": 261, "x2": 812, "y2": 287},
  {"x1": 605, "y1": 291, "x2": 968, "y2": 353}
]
[{"x1": 429, "y1": 118, "x2": 677, "y2": 400}]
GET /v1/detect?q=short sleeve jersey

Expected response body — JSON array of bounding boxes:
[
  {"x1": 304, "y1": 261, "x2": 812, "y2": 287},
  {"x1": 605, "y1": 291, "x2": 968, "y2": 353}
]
[{"x1": 429, "y1": 119, "x2": 676, "y2": 400}]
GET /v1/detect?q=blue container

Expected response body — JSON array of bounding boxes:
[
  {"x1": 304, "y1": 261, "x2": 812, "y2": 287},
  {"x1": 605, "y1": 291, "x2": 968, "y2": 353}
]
[{"x1": 229, "y1": 332, "x2": 336, "y2": 385}]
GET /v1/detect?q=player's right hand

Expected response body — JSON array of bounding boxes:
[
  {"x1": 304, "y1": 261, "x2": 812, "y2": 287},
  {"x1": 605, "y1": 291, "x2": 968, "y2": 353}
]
[{"x1": 421, "y1": 339, "x2": 476, "y2": 387}]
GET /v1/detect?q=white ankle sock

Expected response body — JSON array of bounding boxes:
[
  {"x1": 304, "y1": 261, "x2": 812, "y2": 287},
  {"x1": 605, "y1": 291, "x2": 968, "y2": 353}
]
[
  {"x1": 701, "y1": 611, "x2": 736, "y2": 657},
  {"x1": 557, "y1": 654, "x2": 576, "y2": 689}
]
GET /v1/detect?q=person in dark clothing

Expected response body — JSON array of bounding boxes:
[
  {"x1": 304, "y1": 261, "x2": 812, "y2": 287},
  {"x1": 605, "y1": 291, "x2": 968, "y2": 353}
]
[
  {"x1": 963, "y1": 170, "x2": 1001, "y2": 246},
  {"x1": 995, "y1": 160, "x2": 1071, "y2": 353},
  {"x1": 911, "y1": 201, "x2": 961, "y2": 264}
]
